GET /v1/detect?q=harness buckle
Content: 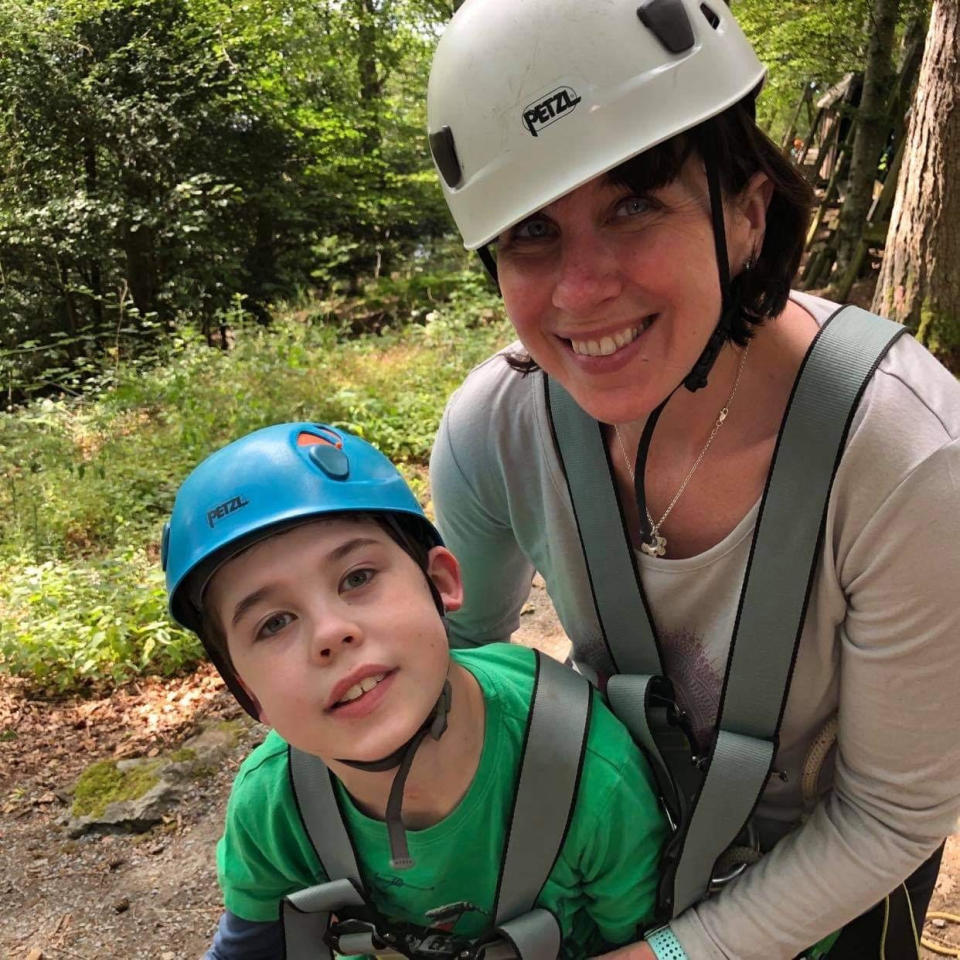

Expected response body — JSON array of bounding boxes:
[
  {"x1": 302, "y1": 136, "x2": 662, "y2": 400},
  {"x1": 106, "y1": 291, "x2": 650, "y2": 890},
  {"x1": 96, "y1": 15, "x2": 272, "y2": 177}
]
[{"x1": 708, "y1": 820, "x2": 761, "y2": 891}]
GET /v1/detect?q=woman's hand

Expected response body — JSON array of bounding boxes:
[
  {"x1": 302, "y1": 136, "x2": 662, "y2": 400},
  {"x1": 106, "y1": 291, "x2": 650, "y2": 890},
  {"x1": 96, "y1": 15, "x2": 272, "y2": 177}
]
[{"x1": 591, "y1": 942, "x2": 657, "y2": 960}]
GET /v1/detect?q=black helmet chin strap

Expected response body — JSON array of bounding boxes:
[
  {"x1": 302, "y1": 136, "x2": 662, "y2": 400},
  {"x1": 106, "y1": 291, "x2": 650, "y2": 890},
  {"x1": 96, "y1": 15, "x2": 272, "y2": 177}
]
[
  {"x1": 683, "y1": 131, "x2": 738, "y2": 392},
  {"x1": 634, "y1": 130, "x2": 740, "y2": 544},
  {"x1": 336, "y1": 679, "x2": 452, "y2": 869}
]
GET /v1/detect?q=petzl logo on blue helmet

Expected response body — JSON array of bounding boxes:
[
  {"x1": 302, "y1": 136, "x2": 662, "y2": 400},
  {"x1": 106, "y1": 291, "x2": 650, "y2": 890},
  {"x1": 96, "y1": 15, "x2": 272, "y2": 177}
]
[
  {"x1": 206, "y1": 495, "x2": 250, "y2": 528},
  {"x1": 522, "y1": 86, "x2": 582, "y2": 137}
]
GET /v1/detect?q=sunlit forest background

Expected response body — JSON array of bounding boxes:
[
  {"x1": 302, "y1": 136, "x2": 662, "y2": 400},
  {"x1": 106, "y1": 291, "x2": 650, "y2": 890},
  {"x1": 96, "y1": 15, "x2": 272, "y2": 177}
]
[{"x1": 1, "y1": 0, "x2": 956, "y2": 693}]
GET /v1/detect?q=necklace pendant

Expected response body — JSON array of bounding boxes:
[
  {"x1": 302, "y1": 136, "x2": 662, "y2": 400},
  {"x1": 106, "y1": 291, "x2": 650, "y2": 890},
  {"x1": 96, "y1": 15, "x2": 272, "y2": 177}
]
[{"x1": 640, "y1": 532, "x2": 667, "y2": 558}]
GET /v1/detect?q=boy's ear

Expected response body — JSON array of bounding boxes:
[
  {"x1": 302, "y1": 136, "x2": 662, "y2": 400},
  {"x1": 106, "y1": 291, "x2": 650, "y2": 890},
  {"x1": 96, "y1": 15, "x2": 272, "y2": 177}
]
[{"x1": 425, "y1": 546, "x2": 464, "y2": 614}]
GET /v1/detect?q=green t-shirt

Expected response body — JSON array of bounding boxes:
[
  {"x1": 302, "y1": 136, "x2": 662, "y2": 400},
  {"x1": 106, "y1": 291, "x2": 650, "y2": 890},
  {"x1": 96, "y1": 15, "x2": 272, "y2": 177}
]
[{"x1": 217, "y1": 643, "x2": 667, "y2": 957}]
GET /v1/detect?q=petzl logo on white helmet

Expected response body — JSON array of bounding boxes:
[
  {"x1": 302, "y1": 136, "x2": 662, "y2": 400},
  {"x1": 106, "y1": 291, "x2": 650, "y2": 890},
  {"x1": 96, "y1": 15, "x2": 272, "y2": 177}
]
[{"x1": 522, "y1": 86, "x2": 582, "y2": 138}]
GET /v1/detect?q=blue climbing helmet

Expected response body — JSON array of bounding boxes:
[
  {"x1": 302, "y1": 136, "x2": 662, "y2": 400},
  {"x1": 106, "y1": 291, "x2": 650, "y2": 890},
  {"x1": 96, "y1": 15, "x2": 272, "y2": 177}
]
[{"x1": 161, "y1": 422, "x2": 442, "y2": 715}]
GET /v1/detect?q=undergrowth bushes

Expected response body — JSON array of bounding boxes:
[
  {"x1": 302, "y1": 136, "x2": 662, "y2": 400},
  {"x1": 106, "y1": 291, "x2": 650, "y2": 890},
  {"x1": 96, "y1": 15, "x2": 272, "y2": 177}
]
[{"x1": 0, "y1": 276, "x2": 510, "y2": 694}]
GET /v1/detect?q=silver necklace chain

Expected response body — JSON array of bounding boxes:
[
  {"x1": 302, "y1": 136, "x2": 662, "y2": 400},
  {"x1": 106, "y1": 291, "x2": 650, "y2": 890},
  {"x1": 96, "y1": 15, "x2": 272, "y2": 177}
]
[{"x1": 614, "y1": 343, "x2": 749, "y2": 557}]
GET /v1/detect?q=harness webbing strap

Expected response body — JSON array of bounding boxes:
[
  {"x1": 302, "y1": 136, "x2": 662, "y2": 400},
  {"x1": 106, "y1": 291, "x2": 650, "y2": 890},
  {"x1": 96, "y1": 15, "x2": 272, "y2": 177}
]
[
  {"x1": 545, "y1": 376, "x2": 661, "y2": 676},
  {"x1": 721, "y1": 307, "x2": 906, "y2": 734},
  {"x1": 494, "y1": 650, "x2": 592, "y2": 925},
  {"x1": 282, "y1": 877, "x2": 365, "y2": 959},
  {"x1": 289, "y1": 746, "x2": 362, "y2": 882},
  {"x1": 545, "y1": 305, "x2": 906, "y2": 918},
  {"x1": 283, "y1": 748, "x2": 364, "y2": 958},
  {"x1": 493, "y1": 908, "x2": 563, "y2": 960},
  {"x1": 671, "y1": 306, "x2": 905, "y2": 914}
]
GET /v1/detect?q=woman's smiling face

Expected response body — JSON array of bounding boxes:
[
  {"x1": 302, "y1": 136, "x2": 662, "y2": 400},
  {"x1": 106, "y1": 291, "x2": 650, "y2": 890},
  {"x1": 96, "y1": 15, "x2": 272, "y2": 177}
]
[{"x1": 495, "y1": 156, "x2": 762, "y2": 425}]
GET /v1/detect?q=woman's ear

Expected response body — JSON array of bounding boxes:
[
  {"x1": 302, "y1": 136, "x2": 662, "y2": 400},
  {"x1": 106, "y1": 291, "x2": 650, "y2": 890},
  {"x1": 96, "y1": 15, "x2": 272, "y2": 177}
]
[
  {"x1": 737, "y1": 171, "x2": 774, "y2": 252},
  {"x1": 426, "y1": 546, "x2": 464, "y2": 614}
]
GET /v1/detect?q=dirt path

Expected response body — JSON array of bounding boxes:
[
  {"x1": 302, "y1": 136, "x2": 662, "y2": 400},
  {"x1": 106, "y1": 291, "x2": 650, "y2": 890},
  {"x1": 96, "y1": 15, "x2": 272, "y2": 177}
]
[{"x1": 1, "y1": 582, "x2": 958, "y2": 959}]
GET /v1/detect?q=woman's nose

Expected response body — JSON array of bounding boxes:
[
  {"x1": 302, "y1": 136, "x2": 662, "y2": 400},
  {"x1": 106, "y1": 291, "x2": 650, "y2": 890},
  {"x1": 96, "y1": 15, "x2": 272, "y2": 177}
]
[{"x1": 552, "y1": 236, "x2": 622, "y2": 316}]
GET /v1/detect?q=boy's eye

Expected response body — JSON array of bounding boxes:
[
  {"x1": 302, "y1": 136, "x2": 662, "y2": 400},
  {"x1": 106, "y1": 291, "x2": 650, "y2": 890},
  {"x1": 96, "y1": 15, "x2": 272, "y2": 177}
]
[
  {"x1": 258, "y1": 612, "x2": 294, "y2": 639},
  {"x1": 341, "y1": 568, "x2": 374, "y2": 592}
]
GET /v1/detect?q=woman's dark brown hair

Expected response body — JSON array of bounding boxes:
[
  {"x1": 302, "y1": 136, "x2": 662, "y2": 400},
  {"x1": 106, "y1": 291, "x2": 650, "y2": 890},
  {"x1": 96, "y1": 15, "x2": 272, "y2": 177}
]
[{"x1": 502, "y1": 96, "x2": 814, "y2": 372}]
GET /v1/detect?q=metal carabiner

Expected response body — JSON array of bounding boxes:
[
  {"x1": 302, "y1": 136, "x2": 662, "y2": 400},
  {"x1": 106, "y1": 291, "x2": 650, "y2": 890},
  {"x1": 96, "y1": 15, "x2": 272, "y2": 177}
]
[{"x1": 708, "y1": 820, "x2": 761, "y2": 892}]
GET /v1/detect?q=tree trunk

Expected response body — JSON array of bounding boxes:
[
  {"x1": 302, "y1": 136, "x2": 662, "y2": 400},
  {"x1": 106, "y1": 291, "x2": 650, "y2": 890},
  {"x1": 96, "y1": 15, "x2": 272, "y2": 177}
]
[
  {"x1": 872, "y1": 0, "x2": 960, "y2": 371},
  {"x1": 83, "y1": 144, "x2": 105, "y2": 329},
  {"x1": 829, "y1": 0, "x2": 900, "y2": 291},
  {"x1": 356, "y1": 0, "x2": 384, "y2": 156},
  {"x1": 123, "y1": 224, "x2": 159, "y2": 322}
]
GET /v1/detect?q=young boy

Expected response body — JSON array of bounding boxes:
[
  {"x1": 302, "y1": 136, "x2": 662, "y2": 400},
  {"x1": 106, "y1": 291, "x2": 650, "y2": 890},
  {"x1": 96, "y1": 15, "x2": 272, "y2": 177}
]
[{"x1": 162, "y1": 422, "x2": 667, "y2": 959}]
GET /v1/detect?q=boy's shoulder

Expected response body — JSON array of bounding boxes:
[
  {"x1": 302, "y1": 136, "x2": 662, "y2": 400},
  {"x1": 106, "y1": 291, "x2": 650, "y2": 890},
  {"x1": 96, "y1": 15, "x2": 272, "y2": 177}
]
[
  {"x1": 453, "y1": 643, "x2": 538, "y2": 734},
  {"x1": 453, "y1": 640, "x2": 536, "y2": 682},
  {"x1": 229, "y1": 729, "x2": 294, "y2": 806},
  {"x1": 457, "y1": 643, "x2": 649, "y2": 782}
]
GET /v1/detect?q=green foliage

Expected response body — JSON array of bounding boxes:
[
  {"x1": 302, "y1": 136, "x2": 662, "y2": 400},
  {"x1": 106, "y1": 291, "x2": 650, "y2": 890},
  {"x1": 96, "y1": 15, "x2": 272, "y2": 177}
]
[
  {"x1": 0, "y1": 0, "x2": 455, "y2": 402},
  {"x1": 0, "y1": 550, "x2": 204, "y2": 692},
  {"x1": 737, "y1": 0, "x2": 931, "y2": 141},
  {"x1": 0, "y1": 274, "x2": 510, "y2": 693}
]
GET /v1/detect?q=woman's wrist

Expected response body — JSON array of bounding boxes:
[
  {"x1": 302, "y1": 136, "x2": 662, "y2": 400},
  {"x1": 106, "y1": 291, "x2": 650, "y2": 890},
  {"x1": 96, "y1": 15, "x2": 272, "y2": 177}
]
[{"x1": 645, "y1": 925, "x2": 689, "y2": 959}]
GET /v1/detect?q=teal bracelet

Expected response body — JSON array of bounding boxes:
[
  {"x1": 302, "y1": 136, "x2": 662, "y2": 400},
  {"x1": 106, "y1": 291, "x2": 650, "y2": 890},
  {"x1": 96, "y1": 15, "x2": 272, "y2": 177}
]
[{"x1": 646, "y1": 926, "x2": 688, "y2": 960}]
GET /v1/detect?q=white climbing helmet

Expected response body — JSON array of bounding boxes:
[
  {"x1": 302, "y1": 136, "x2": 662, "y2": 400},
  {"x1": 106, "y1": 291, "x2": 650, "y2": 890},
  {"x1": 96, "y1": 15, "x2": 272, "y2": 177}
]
[{"x1": 428, "y1": 0, "x2": 766, "y2": 250}]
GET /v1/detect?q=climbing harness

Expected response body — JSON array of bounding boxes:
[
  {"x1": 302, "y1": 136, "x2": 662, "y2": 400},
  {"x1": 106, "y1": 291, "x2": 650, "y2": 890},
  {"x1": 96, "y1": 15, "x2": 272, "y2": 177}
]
[
  {"x1": 281, "y1": 650, "x2": 592, "y2": 959},
  {"x1": 546, "y1": 305, "x2": 907, "y2": 919}
]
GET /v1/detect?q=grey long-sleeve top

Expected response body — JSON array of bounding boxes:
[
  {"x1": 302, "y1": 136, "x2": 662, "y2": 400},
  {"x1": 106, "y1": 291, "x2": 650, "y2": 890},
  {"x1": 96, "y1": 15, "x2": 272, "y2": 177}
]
[{"x1": 429, "y1": 292, "x2": 960, "y2": 959}]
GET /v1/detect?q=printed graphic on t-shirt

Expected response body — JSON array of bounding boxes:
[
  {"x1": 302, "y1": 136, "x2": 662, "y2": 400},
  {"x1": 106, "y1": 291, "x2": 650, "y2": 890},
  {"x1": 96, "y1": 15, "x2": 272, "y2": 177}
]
[{"x1": 659, "y1": 628, "x2": 721, "y2": 751}]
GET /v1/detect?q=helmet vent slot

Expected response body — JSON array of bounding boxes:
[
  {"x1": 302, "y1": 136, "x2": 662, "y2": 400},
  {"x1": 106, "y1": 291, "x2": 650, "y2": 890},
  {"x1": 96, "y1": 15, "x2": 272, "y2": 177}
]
[
  {"x1": 429, "y1": 126, "x2": 462, "y2": 189},
  {"x1": 700, "y1": 3, "x2": 720, "y2": 29},
  {"x1": 637, "y1": 0, "x2": 695, "y2": 54},
  {"x1": 297, "y1": 427, "x2": 342, "y2": 448}
]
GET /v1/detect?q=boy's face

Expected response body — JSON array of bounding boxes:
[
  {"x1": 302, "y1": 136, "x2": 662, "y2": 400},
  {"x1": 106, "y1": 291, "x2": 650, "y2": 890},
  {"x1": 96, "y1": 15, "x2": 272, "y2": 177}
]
[{"x1": 206, "y1": 517, "x2": 462, "y2": 763}]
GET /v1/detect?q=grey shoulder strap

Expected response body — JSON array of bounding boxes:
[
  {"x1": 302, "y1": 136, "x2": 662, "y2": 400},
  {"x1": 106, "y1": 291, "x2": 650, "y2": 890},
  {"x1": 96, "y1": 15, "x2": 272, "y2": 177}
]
[
  {"x1": 493, "y1": 650, "x2": 592, "y2": 940},
  {"x1": 722, "y1": 305, "x2": 905, "y2": 732},
  {"x1": 289, "y1": 745, "x2": 362, "y2": 882},
  {"x1": 284, "y1": 747, "x2": 365, "y2": 959},
  {"x1": 545, "y1": 376, "x2": 662, "y2": 677}
]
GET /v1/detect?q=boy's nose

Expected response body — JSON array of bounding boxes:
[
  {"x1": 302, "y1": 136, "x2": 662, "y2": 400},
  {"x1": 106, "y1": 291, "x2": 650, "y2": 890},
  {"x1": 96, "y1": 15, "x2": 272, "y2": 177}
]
[{"x1": 308, "y1": 616, "x2": 362, "y2": 664}]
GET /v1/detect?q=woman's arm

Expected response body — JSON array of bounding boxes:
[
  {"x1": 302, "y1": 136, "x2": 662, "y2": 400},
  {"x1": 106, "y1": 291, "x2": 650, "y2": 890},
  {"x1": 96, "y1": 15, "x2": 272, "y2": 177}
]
[
  {"x1": 593, "y1": 943, "x2": 656, "y2": 959},
  {"x1": 668, "y1": 439, "x2": 960, "y2": 958},
  {"x1": 430, "y1": 385, "x2": 537, "y2": 647}
]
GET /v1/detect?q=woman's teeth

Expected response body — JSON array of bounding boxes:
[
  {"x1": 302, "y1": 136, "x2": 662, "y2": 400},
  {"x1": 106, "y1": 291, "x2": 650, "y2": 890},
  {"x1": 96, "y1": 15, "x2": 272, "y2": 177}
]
[
  {"x1": 337, "y1": 673, "x2": 386, "y2": 705},
  {"x1": 570, "y1": 319, "x2": 652, "y2": 357}
]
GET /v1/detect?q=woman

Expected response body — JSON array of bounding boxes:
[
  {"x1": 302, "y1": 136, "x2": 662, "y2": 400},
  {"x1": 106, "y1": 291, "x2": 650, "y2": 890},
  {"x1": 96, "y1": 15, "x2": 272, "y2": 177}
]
[{"x1": 426, "y1": 0, "x2": 960, "y2": 958}]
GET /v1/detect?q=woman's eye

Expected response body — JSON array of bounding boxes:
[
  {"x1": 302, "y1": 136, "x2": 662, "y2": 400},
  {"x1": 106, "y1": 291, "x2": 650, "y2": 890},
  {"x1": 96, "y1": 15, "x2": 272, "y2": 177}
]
[
  {"x1": 258, "y1": 612, "x2": 294, "y2": 639},
  {"x1": 510, "y1": 216, "x2": 554, "y2": 241},
  {"x1": 342, "y1": 568, "x2": 374, "y2": 592},
  {"x1": 614, "y1": 196, "x2": 650, "y2": 218}
]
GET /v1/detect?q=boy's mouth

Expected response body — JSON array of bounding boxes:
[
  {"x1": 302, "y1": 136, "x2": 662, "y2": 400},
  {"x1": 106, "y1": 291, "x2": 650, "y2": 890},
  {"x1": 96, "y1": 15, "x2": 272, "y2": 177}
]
[
  {"x1": 327, "y1": 666, "x2": 395, "y2": 710},
  {"x1": 336, "y1": 672, "x2": 387, "y2": 706}
]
